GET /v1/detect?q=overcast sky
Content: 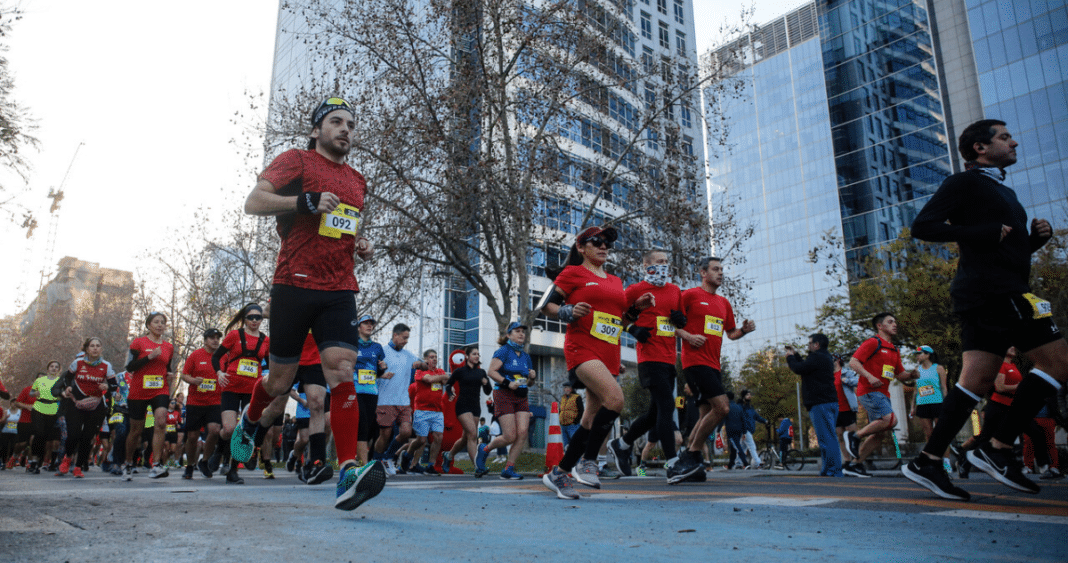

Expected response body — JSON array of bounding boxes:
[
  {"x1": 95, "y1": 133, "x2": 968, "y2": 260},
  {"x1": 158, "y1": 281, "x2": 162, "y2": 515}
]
[{"x1": 0, "y1": 0, "x2": 804, "y2": 318}]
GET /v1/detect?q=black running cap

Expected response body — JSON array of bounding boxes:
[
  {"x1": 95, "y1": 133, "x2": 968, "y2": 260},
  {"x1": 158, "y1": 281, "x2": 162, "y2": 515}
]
[{"x1": 311, "y1": 97, "x2": 354, "y2": 127}]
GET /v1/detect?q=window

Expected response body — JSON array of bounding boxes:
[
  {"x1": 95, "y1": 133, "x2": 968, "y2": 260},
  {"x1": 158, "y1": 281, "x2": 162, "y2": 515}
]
[
  {"x1": 659, "y1": 21, "x2": 669, "y2": 48},
  {"x1": 680, "y1": 104, "x2": 692, "y2": 128},
  {"x1": 682, "y1": 135, "x2": 694, "y2": 157},
  {"x1": 657, "y1": 0, "x2": 667, "y2": 15},
  {"x1": 646, "y1": 127, "x2": 660, "y2": 151},
  {"x1": 675, "y1": 31, "x2": 686, "y2": 55},
  {"x1": 660, "y1": 56, "x2": 672, "y2": 82},
  {"x1": 674, "y1": 0, "x2": 684, "y2": 24},
  {"x1": 640, "y1": 11, "x2": 652, "y2": 39},
  {"x1": 641, "y1": 46, "x2": 655, "y2": 74},
  {"x1": 643, "y1": 82, "x2": 656, "y2": 111}
]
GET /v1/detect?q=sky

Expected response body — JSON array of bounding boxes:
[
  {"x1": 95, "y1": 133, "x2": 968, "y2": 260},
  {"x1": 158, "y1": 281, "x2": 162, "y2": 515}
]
[{"x1": 0, "y1": 0, "x2": 806, "y2": 318}]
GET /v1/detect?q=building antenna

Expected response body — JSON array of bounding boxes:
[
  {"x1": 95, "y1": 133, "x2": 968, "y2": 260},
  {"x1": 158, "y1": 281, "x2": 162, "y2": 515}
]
[{"x1": 39, "y1": 142, "x2": 84, "y2": 291}]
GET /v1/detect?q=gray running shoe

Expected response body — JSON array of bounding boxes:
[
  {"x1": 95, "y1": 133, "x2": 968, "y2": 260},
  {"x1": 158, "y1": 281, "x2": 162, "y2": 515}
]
[
  {"x1": 148, "y1": 464, "x2": 169, "y2": 479},
  {"x1": 542, "y1": 467, "x2": 580, "y2": 500},
  {"x1": 571, "y1": 459, "x2": 601, "y2": 489}
]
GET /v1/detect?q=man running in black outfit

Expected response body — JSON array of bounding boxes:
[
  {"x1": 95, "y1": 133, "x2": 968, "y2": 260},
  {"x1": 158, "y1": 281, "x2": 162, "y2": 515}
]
[{"x1": 902, "y1": 119, "x2": 1067, "y2": 500}]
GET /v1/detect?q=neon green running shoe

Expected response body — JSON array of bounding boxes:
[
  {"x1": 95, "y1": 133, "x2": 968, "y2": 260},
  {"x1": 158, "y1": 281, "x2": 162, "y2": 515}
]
[{"x1": 335, "y1": 460, "x2": 387, "y2": 511}]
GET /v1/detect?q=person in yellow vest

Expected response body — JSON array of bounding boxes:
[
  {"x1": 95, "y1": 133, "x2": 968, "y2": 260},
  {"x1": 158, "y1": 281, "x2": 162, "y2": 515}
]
[
  {"x1": 558, "y1": 383, "x2": 583, "y2": 447},
  {"x1": 28, "y1": 363, "x2": 64, "y2": 474}
]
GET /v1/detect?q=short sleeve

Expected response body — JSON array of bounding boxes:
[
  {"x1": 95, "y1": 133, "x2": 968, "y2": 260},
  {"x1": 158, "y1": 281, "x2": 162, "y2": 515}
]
[
  {"x1": 553, "y1": 266, "x2": 582, "y2": 297},
  {"x1": 853, "y1": 338, "x2": 876, "y2": 361},
  {"x1": 182, "y1": 354, "x2": 196, "y2": 375},
  {"x1": 492, "y1": 346, "x2": 511, "y2": 364},
  {"x1": 722, "y1": 298, "x2": 736, "y2": 332},
  {"x1": 259, "y1": 149, "x2": 304, "y2": 190},
  {"x1": 68, "y1": 359, "x2": 80, "y2": 373}
]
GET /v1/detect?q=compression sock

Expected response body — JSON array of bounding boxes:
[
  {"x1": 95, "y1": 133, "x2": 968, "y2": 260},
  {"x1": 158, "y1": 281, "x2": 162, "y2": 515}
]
[
  {"x1": 584, "y1": 407, "x2": 620, "y2": 461},
  {"x1": 922, "y1": 385, "x2": 979, "y2": 458},
  {"x1": 329, "y1": 382, "x2": 360, "y2": 465},
  {"x1": 246, "y1": 379, "x2": 274, "y2": 423},
  {"x1": 559, "y1": 426, "x2": 590, "y2": 472},
  {"x1": 992, "y1": 371, "x2": 1060, "y2": 446},
  {"x1": 309, "y1": 433, "x2": 327, "y2": 463}
]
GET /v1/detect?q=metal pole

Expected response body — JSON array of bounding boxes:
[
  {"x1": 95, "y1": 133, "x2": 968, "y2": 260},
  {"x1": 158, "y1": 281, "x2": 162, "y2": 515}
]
[
  {"x1": 796, "y1": 381, "x2": 804, "y2": 450},
  {"x1": 418, "y1": 267, "x2": 425, "y2": 356}
]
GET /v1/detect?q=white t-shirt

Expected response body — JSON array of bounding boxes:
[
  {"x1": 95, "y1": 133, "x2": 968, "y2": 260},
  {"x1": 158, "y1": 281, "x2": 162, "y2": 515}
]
[{"x1": 2, "y1": 407, "x2": 19, "y2": 433}]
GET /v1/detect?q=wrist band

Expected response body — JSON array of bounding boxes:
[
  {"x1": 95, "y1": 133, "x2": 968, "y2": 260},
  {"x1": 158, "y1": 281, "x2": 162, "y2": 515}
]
[{"x1": 297, "y1": 192, "x2": 321, "y2": 214}]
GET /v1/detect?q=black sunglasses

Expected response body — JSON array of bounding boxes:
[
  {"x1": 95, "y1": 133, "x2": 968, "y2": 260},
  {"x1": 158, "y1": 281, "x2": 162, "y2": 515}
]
[
  {"x1": 245, "y1": 315, "x2": 263, "y2": 321},
  {"x1": 584, "y1": 236, "x2": 612, "y2": 249}
]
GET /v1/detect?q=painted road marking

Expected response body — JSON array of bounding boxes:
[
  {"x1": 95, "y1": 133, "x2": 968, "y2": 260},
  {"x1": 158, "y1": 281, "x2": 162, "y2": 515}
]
[
  {"x1": 713, "y1": 496, "x2": 841, "y2": 507},
  {"x1": 929, "y1": 510, "x2": 1068, "y2": 526}
]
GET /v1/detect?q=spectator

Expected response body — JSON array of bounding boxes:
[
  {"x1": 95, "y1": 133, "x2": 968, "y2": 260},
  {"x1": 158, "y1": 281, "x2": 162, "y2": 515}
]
[
  {"x1": 559, "y1": 383, "x2": 583, "y2": 447},
  {"x1": 723, "y1": 391, "x2": 747, "y2": 469},
  {"x1": 777, "y1": 416, "x2": 793, "y2": 467},
  {"x1": 786, "y1": 333, "x2": 843, "y2": 477},
  {"x1": 738, "y1": 389, "x2": 767, "y2": 469}
]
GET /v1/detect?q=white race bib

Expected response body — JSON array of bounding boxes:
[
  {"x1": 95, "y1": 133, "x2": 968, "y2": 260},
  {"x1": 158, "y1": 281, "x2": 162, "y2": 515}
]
[
  {"x1": 143, "y1": 375, "x2": 164, "y2": 389},
  {"x1": 198, "y1": 379, "x2": 216, "y2": 392},
  {"x1": 236, "y1": 359, "x2": 259, "y2": 378},
  {"x1": 357, "y1": 369, "x2": 376, "y2": 385}
]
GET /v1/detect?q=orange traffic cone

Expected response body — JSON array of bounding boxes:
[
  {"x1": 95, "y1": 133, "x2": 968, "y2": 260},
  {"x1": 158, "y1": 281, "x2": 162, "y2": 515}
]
[{"x1": 544, "y1": 401, "x2": 563, "y2": 474}]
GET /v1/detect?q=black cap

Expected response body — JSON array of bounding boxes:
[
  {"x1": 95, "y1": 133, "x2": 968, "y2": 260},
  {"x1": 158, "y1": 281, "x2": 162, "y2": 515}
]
[{"x1": 203, "y1": 328, "x2": 222, "y2": 339}]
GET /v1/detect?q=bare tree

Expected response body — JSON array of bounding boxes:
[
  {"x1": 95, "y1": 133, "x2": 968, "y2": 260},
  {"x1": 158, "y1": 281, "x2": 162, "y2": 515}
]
[{"x1": 0, "y1": 3, "x2": 39, "y2": 235}]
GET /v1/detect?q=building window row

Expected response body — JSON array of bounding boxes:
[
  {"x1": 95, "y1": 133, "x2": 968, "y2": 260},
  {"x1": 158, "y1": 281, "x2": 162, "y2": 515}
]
[{"x1": 581, "y1": 0, "x2": 637, "y2": 56}]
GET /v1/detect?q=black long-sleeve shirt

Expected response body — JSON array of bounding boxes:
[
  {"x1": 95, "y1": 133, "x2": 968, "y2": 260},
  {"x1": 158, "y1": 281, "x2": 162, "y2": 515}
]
[
  {"x1": 786, "y1": 349, "x2": 838, "y2": 410},
  {"x1": 446, "y1": 364, "x2": 492, "y2": 402},
  {"x1": 911, "y1": 168, "x2": 1048, "y2": 312}
]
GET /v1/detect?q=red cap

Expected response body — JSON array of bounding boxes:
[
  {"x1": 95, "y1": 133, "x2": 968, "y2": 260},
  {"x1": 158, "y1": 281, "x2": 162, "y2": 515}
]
[{"x1": 576, "y1": 225, "x2": 618, "y2": 245}]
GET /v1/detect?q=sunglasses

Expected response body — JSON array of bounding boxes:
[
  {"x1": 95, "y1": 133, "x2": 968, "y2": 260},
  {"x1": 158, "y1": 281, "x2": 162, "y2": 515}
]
[
  {"x1": 246, "y1": 315, "x2": 263, "y2": 321},
  {"x1": 584, "y1": 236, "x2": 612, "y2": 249},
  {"x1": 324, "y1": 97, "x2": 351, "y2": 108}
]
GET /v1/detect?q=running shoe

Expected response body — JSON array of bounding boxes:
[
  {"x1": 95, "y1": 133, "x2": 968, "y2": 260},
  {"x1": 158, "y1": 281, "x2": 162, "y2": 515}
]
[
  {"x1": 263, "y1": 460, "x2": 275, "y2": 479},
  {"x1": 667, "y1": 450, "x2": 702, "y2": 484},
  {"x1": 246, "y1": 449, "x2": 259, "y2": 471},
  {"x1": 122, "y1": 464, "x2": 133, "y2": 481},
  {"x1": 335, "y1": 461, "x2": 387, "y2": 511},
  {"x1": 902, "y1": 455, "x2": 970, "y2": 501},
  {"x1": 72, "y1": 467, "x2": 84, "y2": 478},
  {"x1": 441, "y1": 452, "x2": 452, "y2": 474},
  {"x1": 683, "y1": 468, "x2": 707, "y2": 482},
  {"x1": 424, "y1": 465, "x2": 441, "y2": 476},
  {"x1": 381, "y1": 458, "x2": 397, "y2": 477},
  {"x1": 4, "y1": 457, "x2": 14, "y2": 470},
  {"x1": 409, "y1": 463, "x2": 426, "y2": 475},
  {"x1": 636, "y1": 463, "x2": 647, "y2": 477},
  {"x1": 286, "y1": 452, "x2": 298, "y2": 473},
  {"x1": 542, "y1": 466, "x2": 580, "y2": 500},
  {"x1": 229, "y1": 411, "x2": 257, "y2": 464},
  {"x1": 475, "y1": 443, "x2": 489, "y2": 473},
  {"x1": 967, "y1": 442, "x2": 1040, "y2": 494},
  {"x1": 571, "y1": 459, "x2": 601, "y2": 489},
  {"x1": 607, "y1": 438, "x2": 633, "y2": 477},
  {"x1": 597, "y1": 466, "x2": 622, "y2": 480},
  {"x1": 843, "y1": 462, "x2": 872, "y2": 478},
  {"x1": 842, "y1": 431, "x2": 860, "y2": 459},
  {"x1": 207, "y1": 451, "x2": 222, "y2": 474},
  {"x1": 183, "y1": 465, "x2": 194, "y2": 480},
  {"x1": 57, "y1": 456, "x2": 71, "y2": 476},
  {"x1": 197, "y1": 458, "x2": 213, "y2": 478},
  {"x1": 306, "y1": 460, "x2": 334, "y2": 485},
  {"x1": 1039, "y1": 467, "x2": 1064, "y2": 480},
  {"x1": 400, "y1": 452, "x2": 414, "y2": 473},
  {"x1": 225, "y1": 468, "x2": 244, "y2": 485},
  {"x1": 148, "y1": 464, "x2": 169, "y2": 479},
  {"x1": 474, "y1": 468, "x2": 489, "y2": 478},
  {"x1": 500, "y1": 466, "x2": 524, "y2": 480}
]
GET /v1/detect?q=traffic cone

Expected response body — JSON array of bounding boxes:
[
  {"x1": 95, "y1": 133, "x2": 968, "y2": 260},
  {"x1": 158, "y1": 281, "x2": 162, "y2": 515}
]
[{"x1": 544, "y1": 401, "x2": 563, "y2": 474}]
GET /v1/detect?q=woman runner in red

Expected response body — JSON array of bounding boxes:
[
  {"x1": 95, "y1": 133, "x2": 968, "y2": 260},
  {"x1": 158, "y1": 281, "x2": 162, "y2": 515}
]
[
  {"x1": 56, "y1": 337, "x2": 117, "y2": 478},
  {"x1": 122, "y1": 312, "x2": 175, "y2": 480},
  {"x1": 213, "y1": 303, "x2": 270, "y2": 484}
]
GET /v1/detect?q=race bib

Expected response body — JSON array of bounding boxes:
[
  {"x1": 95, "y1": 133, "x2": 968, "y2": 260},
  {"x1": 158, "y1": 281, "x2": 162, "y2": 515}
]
[
  {"x1": 514, "y1": 376, "x2": 528, "y2": 387},
  {"x1": 590, "y1": 311, "x2": 622, "y2": 344},
  {"x1": 431, "y1": 383, "x2": 442, "y2": 392},
  {"x1": 1023, "y1": 293, "x2": 1052, "y2": 319},
  {"x1": 236, "y1": 358, "x2": 259, "y2": 378},
  {"x1": 4, "y1": 420, "x2": 16, "y2": 431},
  {"x1": 166, "y1": 424, "x2": 176, "y2": 433},
  {"x1": 198, "y1": 379, "x2": 216, "y2": 392},
  {"x1": 881, "y1": 365, "x2": 895, "y2": 380},
  {"x1": 918, "y1": 384, "x2": 935, "y2": 397},
  {"x1": 655, "y1": 316, "x2": 676, "y2": 337},
  {"x1": 143, "y1": 375, "x2": 164, "y2": 389},
  {"x1": 108, "y1": 413, "x2": 124, "y2": 424},
  {"x1": 357, "y1": 369, "x2": 376, "y2": 385},
  {"x1": 318, "y1": 203, "x2": 360, "y2": 239},
  {"x1": 704, "y1": 315, "x2": 724, "y2": 336}
]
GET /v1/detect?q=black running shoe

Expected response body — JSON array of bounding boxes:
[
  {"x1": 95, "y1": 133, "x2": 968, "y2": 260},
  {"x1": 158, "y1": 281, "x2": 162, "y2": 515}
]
[
  {"x1": 197, "y1": 459, "x2": 213, "y2": 478},
  {"x1": 608, "y1": 438, "x2": 633, "y2": 477},
  {"x1": 306, "y1": 460, "x2": 334, "y2": 485},
  {"x1": 207, "y1": 452, "x2": 221, "y2": 474},
  {"x1": 667, "y1": 450, "x2": 702, "y2": 484},
  {"x1": 967, "y1": 442, "x2": 1040, "y2": 494},
  {"x1": 286, "y1": 452, "x2": 297, "y2": 473},
  {"x1": 183, "y1": 465, "x2": 194, "y2": 480},
  {"x1": 843, "y1": 462, "x2": 872, "y2": 478},
  {"x1": 225, "y1": 468, "x2": 244, "y2": 485},
  {"x1": 842, "y1": 431, "x2": 860, "y2": 459},
  {"x1": 902, "y1": 456, "x2": 970, "y2": 501}
]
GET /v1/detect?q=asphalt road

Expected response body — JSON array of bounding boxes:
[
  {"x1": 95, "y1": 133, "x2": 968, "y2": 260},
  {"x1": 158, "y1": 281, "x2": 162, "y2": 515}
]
[{"x1": 1, "y1": 465, "x2": 1065, "y2": 562}]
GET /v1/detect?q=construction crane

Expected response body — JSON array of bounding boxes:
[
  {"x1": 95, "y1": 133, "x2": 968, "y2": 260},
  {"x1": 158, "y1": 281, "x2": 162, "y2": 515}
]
[{"x1": 38, "y1": 142, "x2": 84, "y2": 290}]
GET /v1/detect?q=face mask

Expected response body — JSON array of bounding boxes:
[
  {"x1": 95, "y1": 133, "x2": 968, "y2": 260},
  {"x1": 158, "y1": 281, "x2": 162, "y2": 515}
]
[{"x1": 644, "y1": 263, "x2": 669, "y2": 287}]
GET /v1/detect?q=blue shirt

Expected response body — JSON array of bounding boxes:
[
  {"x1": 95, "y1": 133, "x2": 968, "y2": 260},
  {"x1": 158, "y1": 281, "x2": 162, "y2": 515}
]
[
  {"x1": 379, "y1": 343, "x2": 418, "y2": 406},
  {"x1": 354, "y1": 339, "x2": 386, "y2": 395},
  {"x1": 778, "y1": 418, "x2": 793, "y2": 441},
  {"x1": 491, "y1": 344, "x2": 533, "y2": 390},
  {"x1": 292, "y1": 384, "x2": 309, "y2": 419}
]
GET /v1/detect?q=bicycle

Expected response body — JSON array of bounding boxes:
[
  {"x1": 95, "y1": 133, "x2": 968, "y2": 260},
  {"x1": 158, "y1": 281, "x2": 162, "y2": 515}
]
[{"x1": 758, "y1": 425, "x2": 805, "y2": 471}]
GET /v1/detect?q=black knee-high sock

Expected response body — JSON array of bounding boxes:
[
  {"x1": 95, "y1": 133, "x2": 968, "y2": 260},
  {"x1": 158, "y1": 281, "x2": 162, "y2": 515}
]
[
  {"x1": 309, "y1": 433, "x2": 327, "y2": 463},
  {"x1": 993, "y1": 373, "x2": 1059, "y2": 446},
  {"x1": 922, "y1": 386, "x2": 979, "y2": 457},
  {"x1": 559, "y1": 427, "x2": 590, "y2": 472},
  {"x1": 584, "y1": 407, "x2": 620, "y2": 461}
]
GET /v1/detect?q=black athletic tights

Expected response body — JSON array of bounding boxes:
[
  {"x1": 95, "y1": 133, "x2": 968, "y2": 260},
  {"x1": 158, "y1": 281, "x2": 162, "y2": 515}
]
[
  {"x1": 622, "y1": 378, "x2": 677, "y2": 460},
  {"x1": 30, "y1": 410, "x2": 58, "y2": 461},
  {"x1": 62, "y1": 400, "x2": 106, "y2": 470}
]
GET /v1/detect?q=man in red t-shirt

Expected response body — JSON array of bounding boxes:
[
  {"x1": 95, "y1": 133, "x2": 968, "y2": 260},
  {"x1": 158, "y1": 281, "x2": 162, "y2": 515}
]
[
  {"x1": 670, "y1": 257, "x2": 755, "y2": 482},
  {"x1": 239, "y1": 97, "x2": 385, "y2": 510},
  {"x1": 409, "y1": 350, "x2": 447, "y2": 475},
  {"x1": 844, "y1": 312, "x2": 907, "y2": 471},
  {"x1": 180, "y1": 328, "x2": 224, "y2": 479}
]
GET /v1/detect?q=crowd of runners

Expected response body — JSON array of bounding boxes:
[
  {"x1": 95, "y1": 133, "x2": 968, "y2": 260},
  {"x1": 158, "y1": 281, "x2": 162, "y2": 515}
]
[{"x1": 1, "y1": 104, "x2": 1065, "y2": 512}]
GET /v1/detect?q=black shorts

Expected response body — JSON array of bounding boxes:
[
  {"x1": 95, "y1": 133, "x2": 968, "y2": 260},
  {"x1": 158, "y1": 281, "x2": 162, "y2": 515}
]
[
  {"x1": 141, "y1": 428, "x2": 154, "y2": 444},
  {"x1": 165, "y1": 432, "x2": 178, "y2": 444},
  {"x1": 183, "y1": 404, "x2": 221, "y2": 433},
  {"x1": 268, "y1": 284, "x2": 360, "y2": 364},
  {"x1": 682, "y1": 365, "x2": 726, "y2": 404},
  {"x1": 295, "y1": 418, "x2": 310, "y2": 430},
  {"x1": 98, "y1": 430, "x2": 110, "y2": 441},
  {"x1": 357, "y1": 393, "x2": 378, "y2": 442},
  {"x1": 220, "y1": 392, "x2": 252, "y2": 414},
  {"x1": 271, "y1": 414, "x2": 285, "y2": 427},
  {"x1": 17, "y1": 421, "x2": 32, "y2": 442},
  {"x1": 455, "y1": 399, "x2": 480, "y2": 419},
  {"x1": 566, "y1": 368, "x2": 619, "y2": 391},
  {"x1": 959, "y1": 293, "x2": 1062, "y2": 355},
  {"x1": 836, "y1": 410, "x2": 857, "y2": 428},
  {"x1": 126, "y1": 395, "x2": 170, "y2": 420},
  {"x1": 978, "y1": 400, "x2": 1011, "y2": 441},
  {"x1": 638, "y1": 361, "x2": 676, "y2": 391},
  {"x1": 915, "y1": 402, "x2": 942, "y2": 420},
  {"x1": 296, "y1": 364, "x2": 327, "y2": 389}
]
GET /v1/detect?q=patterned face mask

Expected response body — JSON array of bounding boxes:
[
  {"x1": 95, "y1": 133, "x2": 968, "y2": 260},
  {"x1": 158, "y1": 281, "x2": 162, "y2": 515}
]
[{"x1": 644, "y1": 263, "x2": 669, "y2": 287}]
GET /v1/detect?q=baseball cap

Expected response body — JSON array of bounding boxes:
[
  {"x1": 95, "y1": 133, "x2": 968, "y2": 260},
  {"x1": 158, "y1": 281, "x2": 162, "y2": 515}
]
[
  {"x1": 203, "y1": 328, "x2": 222, "y2": 338},
  {"x1": 915, "y1": 345, "x2": 934, "y2": 354},
  {"x1": 576, "y1": 225, "x2": 618, "y2": 245},
  {"x1": 358, "y1": 314, "x2": 377, "y2": 325},
  {"x1": 506, "y1": 321, "x2": 527, "y2": 333}
]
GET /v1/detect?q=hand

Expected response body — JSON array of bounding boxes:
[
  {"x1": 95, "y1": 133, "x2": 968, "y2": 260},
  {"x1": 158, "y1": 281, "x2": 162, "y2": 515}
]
[
  {"x1": 635, "y1": 292, "x2": 655, "y2": 310},
  {"x1": 528, "y1": 369, "x2": 536, "y2": 381},
  {"x1": 98, "y1": 383, "x2": 109, "y2": 393},
  {"x1": 356, "y1": 237, "x2": 374, "y2": 260},
  {"x1": 867, "y1": 376, "x2": 883, "y2": 388},
  {"x1": 317, "y1": 192, "x2": 340, "y2": 214},
  {"x1": 741, "y1": 320, "x2": 755, "y2": 334},
  {"x1": 572, "y1": 302, "x2": 592, "y2": 319},
  {"x1": 783, "y1": 346, "x2": 795, "y2": 357},
  {"x1": 1000, "y1": 224, "x2": 1012, "y2": 241},
  {"x1": 381, "y1": 372, "x2": 394, "y2": 380},
  {"x1": 508, "y1": 381, "x2": 518, "y2": 390},
  {"x1": 685, "y1": 333, "x2": 707, "y2": 347},
  {"x1": 217, "y1": 371, "x2": 229, "y2": 387},
  {"x1": 62, "y1": 387, "x2": 73, "y2": 399},
  {"x1": 629, "y1": 325, "x2": 652, "y2": 343},
  {"x1": 148, "y1": 347, "x2": 162, "y2": 360},
  {"x1": 1031, "y1": 218, "x2": 1052, "y2": 240}
]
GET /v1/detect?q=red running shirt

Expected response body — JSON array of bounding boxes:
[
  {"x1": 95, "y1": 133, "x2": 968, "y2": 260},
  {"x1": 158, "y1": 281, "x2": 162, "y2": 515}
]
[
  {"x1": 853, "y1": 336, "x2": 903, "y2": 398},
  {"x1": 218, "y1": 330, "x2": 269, "y2": 395},
  {"x1": 413, "y1": 369, "x2": 446, "y2": 412},
  {"x1": 834, "y1": 370, "x2": 851, "y2": 412},
  {"x1": 625, "y1": 281, "x2": 683, "y2": 365},
  {"x1": 679, "y1": 288, "x2": 736, "y2": 370},
  {"x1": 259, "y1": 149, "x2": 367, "y2": 292},
  {"x1": 66, "y1": 358, "x2": 115, "y2": 398},
  {"x1": 16, "y1": 386, "x2": 34, "y2": 423},
  {"x1": 128, "y1": 337, "x2": 174, "y2": 401},
  {"x1": 991, "y1": 362, "x2": 1022, "y2": 406},
  {"x1": 183, "y1": 348, "x2": 221, "y2": 407},
  {"x1": 165, "y1": 410, "x2": 181, "y2": 433},
  {"x1": 554, "y1": 265, "x2": 628, "y2": 373}
]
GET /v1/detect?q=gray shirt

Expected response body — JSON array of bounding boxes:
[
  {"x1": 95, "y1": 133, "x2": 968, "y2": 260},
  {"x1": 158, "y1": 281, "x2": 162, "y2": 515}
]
[{"x1": 378, "y1": 344, "x2": 418, "y2": 406}]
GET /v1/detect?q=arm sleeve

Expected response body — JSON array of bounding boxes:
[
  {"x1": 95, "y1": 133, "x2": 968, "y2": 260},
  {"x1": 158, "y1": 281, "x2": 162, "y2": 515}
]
[
  {"x1": 481, "y1": 373, "x2": 493, "y2": 396},
  {"x1": 911, "y1": 177, "x2": 1002, "y2": 244},
  {"x1": 105, "y1": 362, "x2": 119, "y2": 393},
  {"x1": 126, "y1": 347, "x2": 149, "y2": 373},
  {"x1": 211, "y1": 345, "x2": 230, "y2": 373}
]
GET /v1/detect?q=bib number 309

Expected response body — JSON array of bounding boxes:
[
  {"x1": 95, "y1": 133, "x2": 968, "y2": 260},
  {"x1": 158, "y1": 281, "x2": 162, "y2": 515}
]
[{"x1": 590, "y1": 311, "x2": 622, "y2": 345}]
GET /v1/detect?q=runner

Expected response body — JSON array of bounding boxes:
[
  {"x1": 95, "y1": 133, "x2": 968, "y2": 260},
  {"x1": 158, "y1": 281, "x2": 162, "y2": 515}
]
[
  {"x1": 833, "y1": 355, "x2": 866, "y2": 477},
  {"x1": 105, "y1": 372, "x2": 131, "y2": 475},
  {"x1": 442, "y1": 345, "x2": 491, "y2": 474},
  {"x1": 353, "y1": 315, "x2": 386, "y2": 465},
  {"x1": 668, "y1": 256, "x2": 755, "y2": 483},
  {"x1": 903, "y1": 119, "x2": 1067, "y2": 500},
  {"x1": 288, "y1": 332, "x2": 334, "y2": 484},
  {"x1": 842, "y1": 313, "x2": 908, "y2": 472},
  {"x1": 410, "y1": 350, "x2": 447, "y2": 475},
  {"x1": 910, "y1": 346, "x2": 949, "y2": 463},
  {"x1": 180, "y1": 328, "x2": 224, "y2": 479},
  {"x1": 6, "y1": 383, "x2": 35, "y2": 470},
  {"x1": 238, "y1": 97, "x2": 386, "y2": 510},
  {"x1": 607, "y1": 250, "x2": 686, "y2": 478},
  {"x1": 122, "y1": 312, "x2": 175, "y2": 479},
  {"x1": 1, "y1": 404, "x2": 18, "y2": 468},
  {"x1": 286, "y1": 384, "x2": 312, "y2": 477},
  {"x1": 28, "y1": 363, "x2": 64, "y2": 474},
  {"x1": 162, "y1": 399, "x2": 182, "y2": 466},
  {"x1": 56, "y1": 338, "x2": 117, "y2": 477},
  {"x1": 476, "y1": 323, "x2": 537, "y2": 479},
  {"x1": 375, "y1": 323, "x2": 423, "y2": 476},
  {"x1": 539, "y1": 226, "x2": 654, "y2": 499}
]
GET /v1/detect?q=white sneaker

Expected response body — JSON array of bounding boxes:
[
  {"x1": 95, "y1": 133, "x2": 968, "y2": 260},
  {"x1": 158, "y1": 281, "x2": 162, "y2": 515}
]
[
  {"x1": 148, "y1": 464, "x2": 169, "y2": 479},
  {"x1": 381, "y1": 458, "x2": 397, "y2": 477}
]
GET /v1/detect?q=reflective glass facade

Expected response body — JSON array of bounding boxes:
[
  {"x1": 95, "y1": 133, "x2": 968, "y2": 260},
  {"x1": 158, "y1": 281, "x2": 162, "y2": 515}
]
[{"x1": 968, "y1": 0, "x2": 1068, "y2": 223}]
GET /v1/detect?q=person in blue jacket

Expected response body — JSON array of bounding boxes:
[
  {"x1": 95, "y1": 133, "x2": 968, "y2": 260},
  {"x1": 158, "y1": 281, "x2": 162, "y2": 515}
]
[{"x1": 739, "y1": 389, "x2": 767, "y2": 469}]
